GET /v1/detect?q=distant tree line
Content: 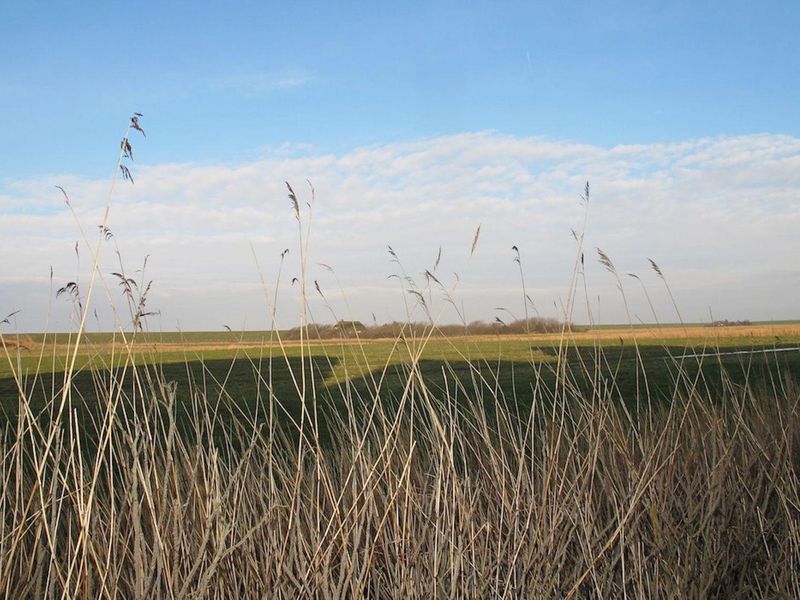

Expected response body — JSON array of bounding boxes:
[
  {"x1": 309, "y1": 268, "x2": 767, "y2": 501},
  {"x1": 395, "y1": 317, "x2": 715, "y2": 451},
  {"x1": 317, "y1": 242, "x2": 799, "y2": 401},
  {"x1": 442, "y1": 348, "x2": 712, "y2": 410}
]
[
  {"x1": 710, "y1": 319, "x2": 752, "y2": 327},
  {"x1": 282, "y1": 317, "x2": 572, "y2": 340}
]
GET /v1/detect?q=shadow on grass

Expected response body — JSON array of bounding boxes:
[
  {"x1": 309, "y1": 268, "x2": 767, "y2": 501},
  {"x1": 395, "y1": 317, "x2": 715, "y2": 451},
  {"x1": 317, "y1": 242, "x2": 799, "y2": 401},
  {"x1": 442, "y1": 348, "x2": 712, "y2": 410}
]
[{"x1": 1, "y1": 343, "x2": 798, "y2": 446}]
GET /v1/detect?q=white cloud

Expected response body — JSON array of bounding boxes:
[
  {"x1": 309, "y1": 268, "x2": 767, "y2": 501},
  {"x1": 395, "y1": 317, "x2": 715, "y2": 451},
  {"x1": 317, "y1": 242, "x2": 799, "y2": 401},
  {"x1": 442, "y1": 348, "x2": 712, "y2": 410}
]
[
  {"x1": 207, "y1": 68, "x2": 314, "y2": 96},
  {"x1": 1, "y1": 131, "x2": 799, "y2": 332}
]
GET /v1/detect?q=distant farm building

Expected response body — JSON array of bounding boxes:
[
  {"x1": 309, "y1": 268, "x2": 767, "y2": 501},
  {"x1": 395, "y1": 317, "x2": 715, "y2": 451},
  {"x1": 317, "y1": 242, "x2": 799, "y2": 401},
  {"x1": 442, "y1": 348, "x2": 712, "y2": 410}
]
[{"x1": 336, "y1": 320, "x2": 366, "y2": 336}]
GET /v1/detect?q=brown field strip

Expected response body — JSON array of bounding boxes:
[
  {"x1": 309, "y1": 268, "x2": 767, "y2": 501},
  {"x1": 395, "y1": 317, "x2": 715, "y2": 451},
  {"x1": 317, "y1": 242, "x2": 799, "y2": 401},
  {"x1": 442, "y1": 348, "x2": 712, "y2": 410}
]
[{"x1": 4, "y1": 322, "x2": 799, "y2": 356}]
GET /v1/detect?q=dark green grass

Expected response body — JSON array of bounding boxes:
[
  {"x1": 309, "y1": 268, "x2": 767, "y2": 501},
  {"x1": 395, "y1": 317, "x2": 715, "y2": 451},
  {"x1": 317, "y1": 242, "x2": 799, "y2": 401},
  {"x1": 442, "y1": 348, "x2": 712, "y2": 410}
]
[{"x1": 4, "y1": 333, "x2": 799, "y2": 446}]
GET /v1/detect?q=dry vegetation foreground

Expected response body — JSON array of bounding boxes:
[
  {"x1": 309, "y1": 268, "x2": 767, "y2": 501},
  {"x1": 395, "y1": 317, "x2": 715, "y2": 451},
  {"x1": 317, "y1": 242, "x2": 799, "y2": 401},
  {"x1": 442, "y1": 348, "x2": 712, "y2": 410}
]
[{"x1": 1, "y1": 320, "x2": 799, "y2": 598}]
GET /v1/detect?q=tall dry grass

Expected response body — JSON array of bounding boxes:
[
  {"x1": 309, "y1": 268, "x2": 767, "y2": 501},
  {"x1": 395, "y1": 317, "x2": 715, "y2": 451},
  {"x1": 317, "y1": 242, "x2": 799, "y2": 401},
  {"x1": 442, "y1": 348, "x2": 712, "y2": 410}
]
[{"x1": 0, "y1": 349, "x2": 798, "y2": 598}]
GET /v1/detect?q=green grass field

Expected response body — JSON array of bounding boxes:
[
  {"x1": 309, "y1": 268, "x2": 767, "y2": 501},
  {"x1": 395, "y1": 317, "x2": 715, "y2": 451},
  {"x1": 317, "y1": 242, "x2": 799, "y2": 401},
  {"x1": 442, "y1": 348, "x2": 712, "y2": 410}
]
[{"x1": 4, "y1": 323, "x2": 799, "y2": 437}]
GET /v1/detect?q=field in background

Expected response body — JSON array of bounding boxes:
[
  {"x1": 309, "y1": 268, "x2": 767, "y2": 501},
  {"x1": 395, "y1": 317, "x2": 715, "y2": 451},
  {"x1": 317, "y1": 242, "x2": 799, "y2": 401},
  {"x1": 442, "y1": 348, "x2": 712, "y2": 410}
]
[
  {"x1": 3, "y1": 321, "x2": 799, "y2": 435},
  {"x1": 5, "y1": 320, "x2": 799, "y2": 378}
]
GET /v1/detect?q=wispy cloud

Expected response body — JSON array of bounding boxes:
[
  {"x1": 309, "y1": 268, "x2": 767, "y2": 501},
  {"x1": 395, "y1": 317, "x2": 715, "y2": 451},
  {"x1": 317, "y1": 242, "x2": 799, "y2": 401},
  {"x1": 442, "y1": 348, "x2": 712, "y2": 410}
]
[
  {"x1": 207, "y1": 68, "x2": 314, "y2": 96},
  {"x1": 1, "y1": 132, "x2": 798, "y2": 331}
]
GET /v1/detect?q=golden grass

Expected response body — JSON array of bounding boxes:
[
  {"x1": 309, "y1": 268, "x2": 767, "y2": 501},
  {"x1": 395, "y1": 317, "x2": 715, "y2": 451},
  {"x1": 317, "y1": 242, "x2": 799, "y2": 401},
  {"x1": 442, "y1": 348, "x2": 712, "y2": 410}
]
[{"x1": 10, "y1": 322, "x2": 800, "y2": 358}]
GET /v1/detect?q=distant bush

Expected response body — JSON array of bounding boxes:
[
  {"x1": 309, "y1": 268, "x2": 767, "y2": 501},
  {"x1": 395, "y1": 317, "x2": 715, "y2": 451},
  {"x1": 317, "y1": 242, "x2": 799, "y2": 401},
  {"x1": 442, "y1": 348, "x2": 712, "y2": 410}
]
[{"x1": 710, "y1": 319, "x2": 752, "y2": 327}]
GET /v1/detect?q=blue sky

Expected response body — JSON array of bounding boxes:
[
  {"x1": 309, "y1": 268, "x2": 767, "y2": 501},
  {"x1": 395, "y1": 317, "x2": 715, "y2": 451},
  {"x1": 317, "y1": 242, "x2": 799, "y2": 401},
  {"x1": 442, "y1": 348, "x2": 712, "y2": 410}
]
[
  {"x1": 1, "y1": 1, "x2": 799, "y2": 331},
  {"x1": 2, "y1": 1, "x2": 798, "y2": 179}
]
